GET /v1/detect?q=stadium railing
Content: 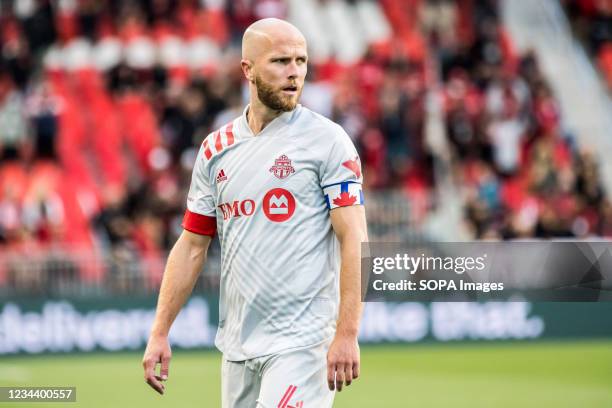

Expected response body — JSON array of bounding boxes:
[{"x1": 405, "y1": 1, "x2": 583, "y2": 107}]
[{"x1": 0, "y1": 189, "x2": 427, "y2": 299}]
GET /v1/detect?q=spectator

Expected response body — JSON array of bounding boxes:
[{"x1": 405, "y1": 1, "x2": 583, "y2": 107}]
[{"x1": 0, "y1": 71, "x2": 28, "y2": 161}]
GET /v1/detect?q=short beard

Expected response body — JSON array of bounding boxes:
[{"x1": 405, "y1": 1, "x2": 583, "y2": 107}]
[{"x1": 254, "y1": 75, "x2": 299, "y2": 112}]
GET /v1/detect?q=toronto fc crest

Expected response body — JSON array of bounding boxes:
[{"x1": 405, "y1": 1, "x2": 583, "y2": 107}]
[{"x1": 269, "y1": 154, "x2": 295, "y2": 179}]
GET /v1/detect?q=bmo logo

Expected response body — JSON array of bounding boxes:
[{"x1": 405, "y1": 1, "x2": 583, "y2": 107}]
[
  {"x1": 218, "y1": 199, "x2": 256, "y2": 220},
  {"x1": 263, "y1": 188, "x2": 296, "y2": 222},
  {"x1": 217, "y1": 189, "x2": 296, "y2": 222}
]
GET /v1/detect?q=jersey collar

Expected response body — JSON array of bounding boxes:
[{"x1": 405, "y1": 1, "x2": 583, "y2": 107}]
[{"x1": 239, "y1": 104, "x2": 301, "y2": 138}]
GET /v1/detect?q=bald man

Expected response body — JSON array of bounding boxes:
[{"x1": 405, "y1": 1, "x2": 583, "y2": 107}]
[{"x1": 143, "y1": 18, "x2": 367, "y2": 408}]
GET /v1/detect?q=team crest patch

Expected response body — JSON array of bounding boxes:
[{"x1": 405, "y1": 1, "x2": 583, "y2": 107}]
[{"x1": 270, "y1": 154, "x2": 295, "y2": 179}]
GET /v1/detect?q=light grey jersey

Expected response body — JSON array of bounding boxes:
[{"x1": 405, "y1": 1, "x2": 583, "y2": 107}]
[{"x1": 183, "y1": 104, "x2": 364, "y2": 361}]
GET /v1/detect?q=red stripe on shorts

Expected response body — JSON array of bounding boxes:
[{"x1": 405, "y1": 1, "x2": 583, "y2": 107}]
[{"x1": 278, "y1": 385, "x2": 296, "y2": 408}]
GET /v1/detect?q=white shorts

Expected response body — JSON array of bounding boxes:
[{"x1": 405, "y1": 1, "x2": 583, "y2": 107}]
[{"x1": 221, "y1": 341, "x2": 335, "y2": 408}]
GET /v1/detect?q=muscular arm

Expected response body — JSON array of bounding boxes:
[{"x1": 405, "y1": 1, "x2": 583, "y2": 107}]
[
  {"x1": 327, "y1": 205, "x2": 368, "y2": 392},
  {"x1": 151, "y1": 230, "x2": 212, "y2": 336},
  {"x1": 143, "y1": 230, "x2": 212, "y2": 394},
  {"x1": 331, "y1": 205, "x2": 368, "y2": 337}
]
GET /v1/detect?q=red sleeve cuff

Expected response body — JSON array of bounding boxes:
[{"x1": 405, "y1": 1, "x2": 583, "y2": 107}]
[{"x1": 182, "y1": 209, "x2": 217, "y2": 236}]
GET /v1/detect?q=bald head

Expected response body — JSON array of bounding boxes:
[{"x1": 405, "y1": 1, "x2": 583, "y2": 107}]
[
  {"x1": 242, "y1": 18, "x2": 306, "y2": 62},
  {"x1": 240, "y1": 18, "x2": 308, "y2": 115}
]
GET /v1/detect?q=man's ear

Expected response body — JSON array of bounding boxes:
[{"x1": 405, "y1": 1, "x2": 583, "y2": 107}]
[{"x1": 241, "y1": 59, "x2": 254, "y2": 83}]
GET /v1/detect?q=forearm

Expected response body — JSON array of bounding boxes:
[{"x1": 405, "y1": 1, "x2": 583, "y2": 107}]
[
  {"x1": 150, "y1": 232, "x2": 209, "y2": 337},
  {"x1": 336, "y1": 235, "x2": 365, "y2": 338}
]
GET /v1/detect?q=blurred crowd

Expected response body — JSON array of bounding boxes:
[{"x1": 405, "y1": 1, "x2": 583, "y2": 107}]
[
  {"x1": 0, "y1": 1, "x2": 431, "y2": 242},
  {"x1": 0, "y1": 0, "x2": 610, "y2": 290},
  {"x1": 563, "y1": 0, "x2": 612, "y2": 91},
  {"x1": 426, "y1": 0, "x2": 611, "y2": 239}
]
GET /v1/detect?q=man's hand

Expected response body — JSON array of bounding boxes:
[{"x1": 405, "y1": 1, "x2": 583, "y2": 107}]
[
  {"x1": 328, "y1": 205, "x2": 366, "y2": 392},
  {"x1": 326, "y1": 334, "x2": 360, "y2": 392},
  {"x1": 141, "y1": 231, "x2": 211, "y2": 395},
  {"x1": 142, "y1": 334, "x2": 172, "y2": 395}
]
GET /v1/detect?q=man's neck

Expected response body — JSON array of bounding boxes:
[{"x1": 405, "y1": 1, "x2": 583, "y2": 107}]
[{"x1": 246, "y1": 100, "x2": 285, "y2": 135}]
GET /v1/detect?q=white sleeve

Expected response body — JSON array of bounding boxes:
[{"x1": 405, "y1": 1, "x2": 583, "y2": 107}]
[
  {"x1": 320, "y1": 126, "x2": 364, "y2": 210},
  {"x1": 182, "y1": 141, "x2": 217, "y2": 236}
]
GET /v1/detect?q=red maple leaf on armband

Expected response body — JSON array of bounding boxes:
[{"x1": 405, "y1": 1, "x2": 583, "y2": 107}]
[{"x1": 333, "y1": 192, "x2": 357, "y2": 207}]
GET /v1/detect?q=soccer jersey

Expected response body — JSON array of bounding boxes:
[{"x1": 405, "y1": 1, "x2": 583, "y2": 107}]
[{"x1": 183, "y1": 104, "x2": 364, "y2": 361}]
